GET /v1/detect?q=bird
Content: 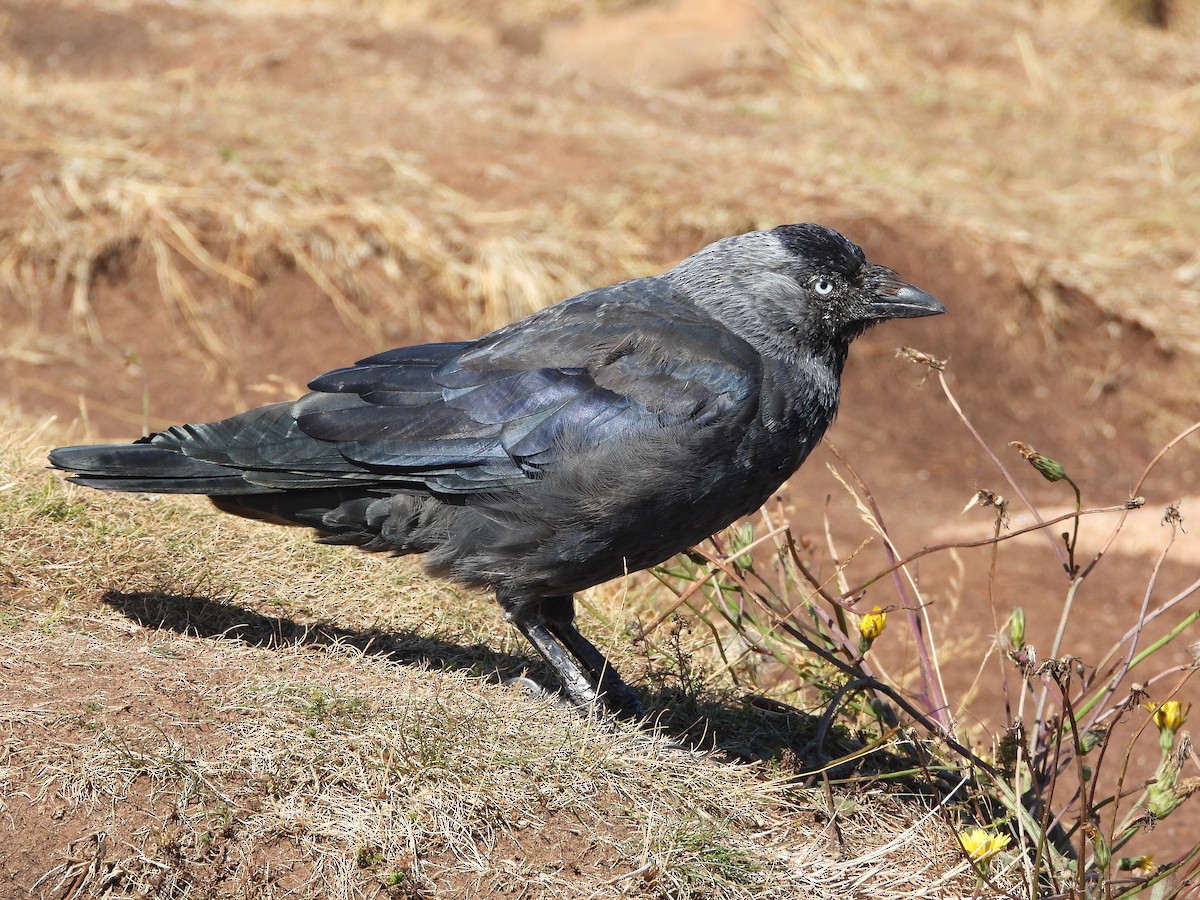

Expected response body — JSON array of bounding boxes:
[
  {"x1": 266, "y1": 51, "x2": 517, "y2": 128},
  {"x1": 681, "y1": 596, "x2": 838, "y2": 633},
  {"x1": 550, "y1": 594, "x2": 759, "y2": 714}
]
[{"x1": 49, "y1": 223, "x2": 944, "y2": 718}]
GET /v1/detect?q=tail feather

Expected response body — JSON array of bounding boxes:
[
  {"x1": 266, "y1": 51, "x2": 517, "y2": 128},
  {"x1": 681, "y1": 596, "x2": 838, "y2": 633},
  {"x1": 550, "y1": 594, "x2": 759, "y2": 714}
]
[{"x1": 48, "y1": 443, "x2": 273, "y2": 495}]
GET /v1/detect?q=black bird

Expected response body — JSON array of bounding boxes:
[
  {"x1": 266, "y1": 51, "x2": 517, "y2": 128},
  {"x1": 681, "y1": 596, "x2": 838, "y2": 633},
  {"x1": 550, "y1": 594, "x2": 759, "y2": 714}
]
[{"x1": 49, "y1": 224, "x2": 944, "y2": 718}]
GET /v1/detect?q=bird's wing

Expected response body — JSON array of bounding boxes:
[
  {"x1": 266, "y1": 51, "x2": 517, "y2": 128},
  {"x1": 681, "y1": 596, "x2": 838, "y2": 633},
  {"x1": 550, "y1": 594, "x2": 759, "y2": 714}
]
[{"x1": 294, "y1": 279, "x2": 762, "y2": 494}]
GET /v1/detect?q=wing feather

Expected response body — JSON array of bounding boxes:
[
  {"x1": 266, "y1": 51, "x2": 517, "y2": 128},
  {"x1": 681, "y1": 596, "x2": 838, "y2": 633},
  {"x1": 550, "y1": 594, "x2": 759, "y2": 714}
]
[
  {"x1": 292, "y1": 278, "x2": 761, "y2": 493},
  {"x1": 51, "y1": 284, "x2": 762, "y2": 499}
]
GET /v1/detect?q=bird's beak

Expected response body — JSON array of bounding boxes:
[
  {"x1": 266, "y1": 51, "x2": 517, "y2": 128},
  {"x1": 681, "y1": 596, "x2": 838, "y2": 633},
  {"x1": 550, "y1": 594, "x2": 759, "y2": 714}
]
[{"x1": 865, "y1": 266, "x2": 946, "y2": 320}]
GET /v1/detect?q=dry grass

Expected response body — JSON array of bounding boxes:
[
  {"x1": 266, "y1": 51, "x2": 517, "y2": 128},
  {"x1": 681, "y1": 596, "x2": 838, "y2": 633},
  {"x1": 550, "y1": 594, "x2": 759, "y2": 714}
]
[
  {"x1": 0, "y1": 71, "x2": 649, "y2": 370},
  {"x1": 760, "y1": 0, "x2": 1200, "y2": 348},
  {"x1": 0, "y1": 416, "x2": 984, "y2": 898},
  {"x1": 2, "y1": 0, "x2": 1198, "y2": 386}
]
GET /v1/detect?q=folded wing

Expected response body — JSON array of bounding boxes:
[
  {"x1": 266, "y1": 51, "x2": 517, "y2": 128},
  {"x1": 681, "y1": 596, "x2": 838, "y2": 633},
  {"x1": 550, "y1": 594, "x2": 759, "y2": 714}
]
[
  {"x1": 296, "y1": 278, "x2": 761, "y2": 494},
  {"x1": 51, "y1": 279, "x2": 762, "y2": 497}
]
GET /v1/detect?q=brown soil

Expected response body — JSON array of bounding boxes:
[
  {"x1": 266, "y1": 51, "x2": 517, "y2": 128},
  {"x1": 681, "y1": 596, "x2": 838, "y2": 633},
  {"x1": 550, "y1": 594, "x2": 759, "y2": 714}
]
[{"x1": 3, "y1": 0, "x2": 1199, "y2": 892}]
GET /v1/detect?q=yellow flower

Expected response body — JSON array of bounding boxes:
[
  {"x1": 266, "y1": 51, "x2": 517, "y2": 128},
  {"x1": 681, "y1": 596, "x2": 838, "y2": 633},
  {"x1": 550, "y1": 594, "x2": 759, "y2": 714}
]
[
  {"x1": 1149, "y1": 700, "x2": 1188, "y2": 733},
  {"x1": 959, "y1": 828, "x2": 1011, "y2": 864},
  {"x1": 859, "y1": 605, "x2": 887, "y2": 642},
  {"x1": 1118, "y1": 854, "x2": 1155, "y2": 875}
]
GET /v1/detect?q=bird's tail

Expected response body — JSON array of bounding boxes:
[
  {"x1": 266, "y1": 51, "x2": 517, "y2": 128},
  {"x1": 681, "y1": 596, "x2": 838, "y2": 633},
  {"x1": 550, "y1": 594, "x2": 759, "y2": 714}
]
[
  {"x1": 48, "y1": 440, "x2": 270, "y2": 495},
  {"x1": 48, "y1": 402, "x2": 314, "y2": 496}
]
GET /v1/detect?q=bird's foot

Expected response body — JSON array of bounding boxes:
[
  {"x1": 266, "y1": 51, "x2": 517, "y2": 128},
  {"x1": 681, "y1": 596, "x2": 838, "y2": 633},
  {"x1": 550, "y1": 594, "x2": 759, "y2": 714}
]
[{"x1": 594, "y1": 674, "x2": 643, "y2": 721}]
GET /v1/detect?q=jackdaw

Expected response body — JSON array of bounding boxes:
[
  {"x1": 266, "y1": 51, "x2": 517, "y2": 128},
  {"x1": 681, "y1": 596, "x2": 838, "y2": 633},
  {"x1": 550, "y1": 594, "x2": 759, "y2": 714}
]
[{"x1": 49, "y1": 223, "x2": 944, "y2": 717}]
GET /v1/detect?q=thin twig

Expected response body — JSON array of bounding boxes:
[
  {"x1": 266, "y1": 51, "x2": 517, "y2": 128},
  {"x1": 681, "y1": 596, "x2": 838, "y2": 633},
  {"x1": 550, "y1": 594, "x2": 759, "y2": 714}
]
[
  {"x1": 827, "y1": 444, "x2": 951, "y2": 730},
  {"x1": 842, "y1": 503, "x2": 1133, "y2": 598},
  {"x1": 936, "y1": 369, "x2": 1068, "y2": 569},
  {"x1": 1078, "y1": 418, "x2": 1200, "y2": 580},
  {"x1": 1079, "y1": 526, "x2": 1177, "y2": 731}
]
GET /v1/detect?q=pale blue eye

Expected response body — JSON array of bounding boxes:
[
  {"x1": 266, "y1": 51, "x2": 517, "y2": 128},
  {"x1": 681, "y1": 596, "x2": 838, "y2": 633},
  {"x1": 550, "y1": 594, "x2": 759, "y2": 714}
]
[{"x1": 814, "y1": 278, "x2": 835, "y2": 296}]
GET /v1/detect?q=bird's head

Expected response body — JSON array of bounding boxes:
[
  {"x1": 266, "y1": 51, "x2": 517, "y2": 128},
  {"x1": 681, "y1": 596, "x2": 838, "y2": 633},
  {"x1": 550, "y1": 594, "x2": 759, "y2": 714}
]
[{"x1": 668, "y1": 223, "x2": 944, "y2": 362}]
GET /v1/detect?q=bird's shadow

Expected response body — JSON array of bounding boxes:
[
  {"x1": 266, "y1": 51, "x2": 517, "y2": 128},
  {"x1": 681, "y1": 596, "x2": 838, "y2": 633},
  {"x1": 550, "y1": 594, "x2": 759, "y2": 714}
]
[
  {"x1": 101, "y1": 588, "x2": 908, "y2": 776},
  {"x1": 101, "y1": 588, "x2": 534, "y2": 683}
]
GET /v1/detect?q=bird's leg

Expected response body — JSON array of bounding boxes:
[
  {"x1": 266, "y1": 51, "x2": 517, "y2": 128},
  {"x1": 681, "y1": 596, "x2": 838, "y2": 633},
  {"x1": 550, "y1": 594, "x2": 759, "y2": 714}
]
[
  {"x1": 509, "y1": 617, "x2": 603, "y2": 710},
  {"x1": 543, "y1": 618, "x2": 642, "y2": 719},
  {"x1": 502, "y1": 593, "x2": 642, "y2": 719}
]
